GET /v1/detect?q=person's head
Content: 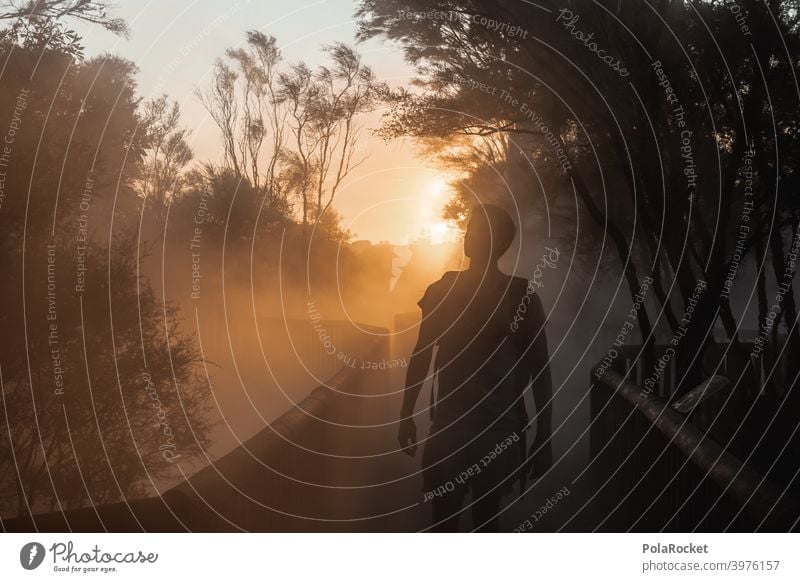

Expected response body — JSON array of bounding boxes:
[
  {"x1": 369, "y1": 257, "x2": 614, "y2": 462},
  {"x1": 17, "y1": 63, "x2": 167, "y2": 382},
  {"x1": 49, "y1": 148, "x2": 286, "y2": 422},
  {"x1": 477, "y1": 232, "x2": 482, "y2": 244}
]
[{"x1": 463, "y1": 204, "x2": 516, "y2": 267}]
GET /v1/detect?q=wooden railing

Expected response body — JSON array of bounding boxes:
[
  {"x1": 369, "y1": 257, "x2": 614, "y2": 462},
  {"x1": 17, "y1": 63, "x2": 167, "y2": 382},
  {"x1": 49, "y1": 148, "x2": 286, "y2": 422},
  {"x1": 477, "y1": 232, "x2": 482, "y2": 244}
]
[{"x1": 590, "y1": 362, "x2": 799, "y2": 531}]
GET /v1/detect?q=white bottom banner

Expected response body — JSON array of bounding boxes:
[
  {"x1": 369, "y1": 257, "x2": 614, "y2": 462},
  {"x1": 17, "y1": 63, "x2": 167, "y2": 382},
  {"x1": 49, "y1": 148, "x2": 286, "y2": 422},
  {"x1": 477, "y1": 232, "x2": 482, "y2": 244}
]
[{"x1": 1, "y1": 533, "x2": 797, "y2": 581}]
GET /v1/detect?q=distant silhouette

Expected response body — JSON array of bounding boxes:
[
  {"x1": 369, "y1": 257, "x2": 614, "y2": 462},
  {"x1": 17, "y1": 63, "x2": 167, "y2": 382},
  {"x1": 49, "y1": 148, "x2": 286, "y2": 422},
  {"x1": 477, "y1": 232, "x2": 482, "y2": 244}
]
[{"x1": 399, "y1": 204, "x2": 553, "y2": 532}]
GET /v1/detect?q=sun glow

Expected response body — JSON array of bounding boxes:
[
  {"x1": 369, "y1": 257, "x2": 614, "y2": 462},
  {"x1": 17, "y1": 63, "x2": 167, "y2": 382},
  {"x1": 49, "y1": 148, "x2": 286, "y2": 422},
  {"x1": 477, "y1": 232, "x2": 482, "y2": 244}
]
[{"x1": 419, "y1": 176, "x2": 459, "y2": 244}]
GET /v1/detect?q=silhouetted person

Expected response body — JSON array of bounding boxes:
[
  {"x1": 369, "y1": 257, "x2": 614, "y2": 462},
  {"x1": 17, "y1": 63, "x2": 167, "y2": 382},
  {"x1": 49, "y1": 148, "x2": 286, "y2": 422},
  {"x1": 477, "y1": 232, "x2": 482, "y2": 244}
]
[{"x1": 399, "y1": 204, "x2": 553, "y2": 532}]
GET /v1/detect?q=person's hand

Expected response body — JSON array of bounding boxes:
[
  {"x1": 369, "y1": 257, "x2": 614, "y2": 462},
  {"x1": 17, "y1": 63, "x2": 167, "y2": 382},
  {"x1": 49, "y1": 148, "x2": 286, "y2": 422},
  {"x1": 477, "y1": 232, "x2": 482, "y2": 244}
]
[
  {"x1": 398, "y1": 417, "x2": 418, "y2": 456},
  {"x1": 528, "y1": 438, "x2": 553, "y2": 479}
]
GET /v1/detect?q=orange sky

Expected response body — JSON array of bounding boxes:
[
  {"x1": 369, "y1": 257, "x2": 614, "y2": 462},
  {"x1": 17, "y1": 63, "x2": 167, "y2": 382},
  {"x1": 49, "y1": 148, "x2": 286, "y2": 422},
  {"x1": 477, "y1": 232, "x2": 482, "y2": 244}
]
[{"x1": 75, "y1": 0, "x2": 456, "y2": 244}]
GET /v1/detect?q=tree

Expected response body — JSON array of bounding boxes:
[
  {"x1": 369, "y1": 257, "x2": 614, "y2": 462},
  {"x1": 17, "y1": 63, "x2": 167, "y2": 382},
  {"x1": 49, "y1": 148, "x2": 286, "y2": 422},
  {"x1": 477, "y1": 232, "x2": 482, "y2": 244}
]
[
  {"x1": 357, "y1": 0, "x2": 800, "y2": 397},
  {"x1": 196, "y1": 32, "x2": 288, "y2": 198},
  {"x1": 198, "y1": 33, "x2": 384, "y2": 236},
  {"x1": 0, "y1": 37, "x2": 211, "y2": 515},
  {"x1": 139, "y1": 95, "x2": 194, "y2": 229},
  {"x1": 0, "y1": 0, "x2": 127, "y2": 58},
  {"x1": 279, "y1": 43, "x2": 382, "y2": 231}
]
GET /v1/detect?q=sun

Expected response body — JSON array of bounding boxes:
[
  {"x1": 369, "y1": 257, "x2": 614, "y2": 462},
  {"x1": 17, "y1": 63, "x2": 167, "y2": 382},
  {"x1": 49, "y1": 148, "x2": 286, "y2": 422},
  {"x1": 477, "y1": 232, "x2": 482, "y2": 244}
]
[
  {"x1": 419, "y1": 176, "x2": 459, "y2": 244},
  {"x1": 429, "y1": 176, "x2": 450, "y2": 199},
  {"x1": 426, "y1": 221, "x2": 457, "y2": 244}
]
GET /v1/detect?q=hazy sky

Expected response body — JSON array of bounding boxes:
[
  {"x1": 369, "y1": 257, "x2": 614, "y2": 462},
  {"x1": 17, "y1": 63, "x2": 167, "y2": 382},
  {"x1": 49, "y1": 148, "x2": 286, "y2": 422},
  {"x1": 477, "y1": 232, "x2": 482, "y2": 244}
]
[{"x1": 75, "y1": 0, "x2": 455, "y2": 244}]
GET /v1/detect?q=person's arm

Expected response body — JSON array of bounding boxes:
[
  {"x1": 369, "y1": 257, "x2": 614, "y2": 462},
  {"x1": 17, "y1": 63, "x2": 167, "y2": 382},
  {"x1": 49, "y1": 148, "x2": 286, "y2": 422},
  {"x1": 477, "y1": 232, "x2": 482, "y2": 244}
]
[
  {"x1": 398, "y1": 335, "x2": 434, "y2": 456},
  {"x1": 398, "y1": 282, "x2": 441, "y2": 456},
  {"x1": 524, "y1": 293, "x2": 553, "y2": 477}
]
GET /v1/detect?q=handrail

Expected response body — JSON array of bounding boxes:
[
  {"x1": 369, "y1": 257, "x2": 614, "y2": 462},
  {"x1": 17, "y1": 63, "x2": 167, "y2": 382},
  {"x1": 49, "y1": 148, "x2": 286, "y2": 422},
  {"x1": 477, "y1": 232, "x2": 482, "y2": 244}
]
[{"x1": 594, "y1": 367, "x2": 799, "y2": 531}]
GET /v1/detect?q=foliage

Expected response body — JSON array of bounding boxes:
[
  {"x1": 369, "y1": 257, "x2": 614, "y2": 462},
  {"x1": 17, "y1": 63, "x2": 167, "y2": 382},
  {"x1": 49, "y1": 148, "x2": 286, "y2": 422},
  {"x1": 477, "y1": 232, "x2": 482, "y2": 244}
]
[
  {"x1": 0, "y1": 43, "x2": 210, "y2": 516},
  {"x1": 0, "y1": 0, "x2": 127, "y2": 58},
  {"x1": 357, "y1": 0, "x2": 800, "y2": 393},
  {"x1": 197, "y1": 32, "x2": 385, "y2": 234}
]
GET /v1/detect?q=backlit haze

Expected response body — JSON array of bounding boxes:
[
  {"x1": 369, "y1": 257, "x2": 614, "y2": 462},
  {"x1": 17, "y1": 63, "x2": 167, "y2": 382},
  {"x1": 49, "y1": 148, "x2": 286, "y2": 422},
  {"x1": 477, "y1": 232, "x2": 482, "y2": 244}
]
[{"x1": 75, "y1": 0, "x2": 458, "y2": 245}]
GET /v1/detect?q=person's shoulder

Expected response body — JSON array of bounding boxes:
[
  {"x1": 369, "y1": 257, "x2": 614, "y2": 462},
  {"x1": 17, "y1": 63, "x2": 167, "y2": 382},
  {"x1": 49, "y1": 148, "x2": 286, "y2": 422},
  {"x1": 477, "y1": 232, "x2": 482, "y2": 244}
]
[
  {"x1": 439, "y1": 270, "x2": 461, "y2": 285},
  {"x1": 418, "y1": 271, "x2": 460, "y2": 311},
  {"x1": 425, "y1": 270, "x2": 460, "y2": 292}
]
